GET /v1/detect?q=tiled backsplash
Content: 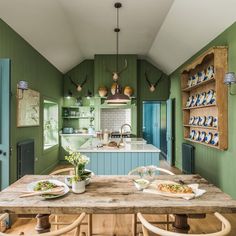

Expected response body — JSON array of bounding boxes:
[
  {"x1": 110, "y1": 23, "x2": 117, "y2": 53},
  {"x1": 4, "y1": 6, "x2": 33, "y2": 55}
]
[{"x1": 100, "y1": 108, "x2": 131, "y2": 132}]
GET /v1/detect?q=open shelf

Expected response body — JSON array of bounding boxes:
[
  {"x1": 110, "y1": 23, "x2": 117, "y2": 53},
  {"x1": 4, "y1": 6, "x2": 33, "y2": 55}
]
[
  {"x1": 184, "y1": 138, "x2": 220, "y2": 150},
  {"x1": 182, "y1": 77, "x2": 215, "y2": 92},
  {"x1": 183, "y1": 104, "x2": 216, "y2": 110},
  {"x1": 183, "y1": 125, "x2": 218, "y2": 130},
  {"x1": 181, "y1": 47, "x2": 228, "y2": 150},
  {"x1": 62, "y1": 116, "x2": 94, "y2": 119}
]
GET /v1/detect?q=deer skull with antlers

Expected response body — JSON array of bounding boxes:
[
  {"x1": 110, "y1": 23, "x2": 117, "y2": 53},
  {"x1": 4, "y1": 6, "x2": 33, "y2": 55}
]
[
  {"x1": 145, "y1": 71, "x2": 164, "y2": 92},
  {"x1": 106, "y1": 59, "x2": 128, "y2": 82},
  {"x1": 69, "y1": 75, "x2": 88, "y2": 92}
]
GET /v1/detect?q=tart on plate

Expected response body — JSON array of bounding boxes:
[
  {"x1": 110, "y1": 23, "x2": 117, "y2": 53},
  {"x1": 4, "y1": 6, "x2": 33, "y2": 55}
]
[{"x1": 157, "y1": 183, "x2": 193, "y2": 194}]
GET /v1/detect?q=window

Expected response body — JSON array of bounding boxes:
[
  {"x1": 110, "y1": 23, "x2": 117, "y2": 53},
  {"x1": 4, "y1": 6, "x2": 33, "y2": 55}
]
[{"x1": 43, "y1": 99, "x2": 59, "y2": 150}]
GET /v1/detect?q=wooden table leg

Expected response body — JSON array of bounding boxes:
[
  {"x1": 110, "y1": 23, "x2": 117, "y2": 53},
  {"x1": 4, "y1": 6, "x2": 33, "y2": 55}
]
[
  {"x1": 132, "y1": 213, "x2": 137, "y2": 236},
  {"x1": 88, "y1": 214, "x2": 92, "y2": 236},
  {"x1": 35, "y1": 214, "x2": 51, "y2": 233},
  {"x1": 172, "y1": 214, "x2": 190, "y2": 233}
]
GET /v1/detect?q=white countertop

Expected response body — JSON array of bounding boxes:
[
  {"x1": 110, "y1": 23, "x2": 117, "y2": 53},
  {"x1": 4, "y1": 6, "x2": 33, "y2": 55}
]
[{"x1": 76, "y1": 138, "x2": 160, "y2": 153}]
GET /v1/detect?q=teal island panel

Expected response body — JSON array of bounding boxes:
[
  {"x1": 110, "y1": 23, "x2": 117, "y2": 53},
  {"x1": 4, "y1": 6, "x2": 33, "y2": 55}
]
[{"x1": 83, "y1": 152, "x2": 159, "y2": 175}]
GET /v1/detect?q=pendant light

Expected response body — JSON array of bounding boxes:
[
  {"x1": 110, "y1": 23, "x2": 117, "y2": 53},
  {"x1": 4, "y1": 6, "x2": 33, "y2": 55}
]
[{"x1": 106, "y1": 2, "x2": 130, "y2": 105}]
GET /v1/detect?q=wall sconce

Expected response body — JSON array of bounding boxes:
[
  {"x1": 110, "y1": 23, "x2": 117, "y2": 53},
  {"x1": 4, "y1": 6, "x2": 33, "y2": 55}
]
[
  {"x1": 224, "y1": 72, "x2": 236, "y2": 95},
  {"x1": 65, "y1": 90, "x2": 73, "y2": 99},
  {"x1": 17, "y1": 80, "x2": 28, "y2": 99}
]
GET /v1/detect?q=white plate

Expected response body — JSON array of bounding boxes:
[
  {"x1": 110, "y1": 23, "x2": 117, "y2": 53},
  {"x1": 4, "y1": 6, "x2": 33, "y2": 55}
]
[
  {"x1": 199, "y1": 131, "x2": 206, "y2": 142},
  {"x1": 212, "y1": 117, "x2": 218, "y2": 127},
  {"x1": 191, "y1": 75, "x2": 198, "y2": 86},
  {"x1": 27, "y1": 179, "x2": 70, "y2": 199},
  {"x1": 211, "y1": 91, "x2": 216, "y2": 104},
  {"x1": 197, "y1": 71, "x2": 205, "y2": 83},
  {"x1": 189, "y1": 130, "x2": 196, "y2": 139},
  {"x1": 205, "y1": 116, "x2": 213, "y2": 127},
  {"x1": 199, "y1": 116, "x2": 206, "y2": 126},
  {"x1": 192, "y1": 95, "x2": 198, "y2": 107},
  {"x1": 206, "y1": 90, "x2": 214, "y2": 104},
  {"x1": 193, "y1": 131, "x2": 200, "y2": 141},
  {"x1": 206, "y1": 65, "x2": 214, "y2": 79},
  {"x1": 186, "y1": 96, "x2": 193, "y2": 107},
  {"x1": 189, "y1": 116, "x2": 195, "y2": 125},
  {"x1": 198, "y1": 92, "x2": 206, "y2": 106},
  {"x1": 193, "y1": 117, "x2": 200, "y2": 125},
  {"x1": 187, "y1": 77, "x2": 192, "y2": 87},
  {"x1": 211, "y1": 133, "x2": 219, "y2": 146},
  {"x1": 205, "y1": 132, "x2": 213, "y2": 144}
]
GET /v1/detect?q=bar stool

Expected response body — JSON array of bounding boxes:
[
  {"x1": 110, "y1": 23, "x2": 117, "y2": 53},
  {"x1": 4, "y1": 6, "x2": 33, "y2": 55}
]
[
  {"x1": 137, "y1": 212, "x2": 231, "y2": 236},
  {"x1": 128, "y1": 166, "x2": 175, "y2": 235},
  {"x1": 0, "y1": 212, "x2": 86, "y2": 236}
]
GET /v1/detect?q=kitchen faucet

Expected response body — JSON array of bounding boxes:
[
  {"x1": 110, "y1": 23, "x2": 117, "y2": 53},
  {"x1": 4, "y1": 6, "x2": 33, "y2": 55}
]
[{"x1": 118, "y1": 123, "x2": 132, "y2": 147}]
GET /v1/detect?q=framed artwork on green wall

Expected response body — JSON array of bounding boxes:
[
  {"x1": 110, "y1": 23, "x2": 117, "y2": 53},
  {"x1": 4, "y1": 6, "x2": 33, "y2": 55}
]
[{"x1": 17, "y1": 89, "x2": 40, "y2": 127}]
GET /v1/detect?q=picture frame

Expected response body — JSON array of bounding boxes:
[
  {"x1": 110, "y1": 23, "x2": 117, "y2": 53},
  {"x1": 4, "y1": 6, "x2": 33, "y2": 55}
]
[{"x1": 17, "y1": 89, "x2": 40, "y2": 127}]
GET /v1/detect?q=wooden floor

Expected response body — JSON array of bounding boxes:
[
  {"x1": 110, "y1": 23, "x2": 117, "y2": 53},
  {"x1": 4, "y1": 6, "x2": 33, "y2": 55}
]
[{"x1": 4, "y1": 160, "x2": 236, "y2": 235}]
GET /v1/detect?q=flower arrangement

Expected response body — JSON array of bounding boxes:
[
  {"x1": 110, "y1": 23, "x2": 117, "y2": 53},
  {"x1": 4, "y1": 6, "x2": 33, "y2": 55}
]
[{"x1": 65, "y1": 148, "x2": 90, "y2": 182}]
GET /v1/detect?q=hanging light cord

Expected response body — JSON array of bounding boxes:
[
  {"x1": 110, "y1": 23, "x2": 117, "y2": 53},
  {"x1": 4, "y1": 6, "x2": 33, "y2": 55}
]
[{"x1": 115, "y1": 4, "x2": 120, "y2": 73}]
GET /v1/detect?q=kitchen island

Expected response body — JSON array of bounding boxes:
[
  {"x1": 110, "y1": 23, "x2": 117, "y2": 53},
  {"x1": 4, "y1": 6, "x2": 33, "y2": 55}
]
[{"x1": 61, "y1": 136, "x2": 161, "y2": 175}]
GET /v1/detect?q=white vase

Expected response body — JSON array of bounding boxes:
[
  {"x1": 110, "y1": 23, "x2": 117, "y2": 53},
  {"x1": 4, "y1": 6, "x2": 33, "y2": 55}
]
[{"x1": 72, "y1": 180, "x2": 85, "y2": 194}]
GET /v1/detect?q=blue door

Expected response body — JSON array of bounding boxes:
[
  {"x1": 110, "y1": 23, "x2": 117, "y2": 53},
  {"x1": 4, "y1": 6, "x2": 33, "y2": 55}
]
[
  {"x1": 142, "y1": 102, "x2": 161, "y2": 148},
  {"x1": 166, "y1": 98, "x2": 174, "y2": 165},
  {"x1": 0, "y1": 59, "x2": 10, "y2": 190}
]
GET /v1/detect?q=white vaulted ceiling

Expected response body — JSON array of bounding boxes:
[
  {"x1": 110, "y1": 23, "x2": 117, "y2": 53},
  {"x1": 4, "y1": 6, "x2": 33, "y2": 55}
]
[{"x1": 1, "y1": 0, "x2": 236, "y2": 74}]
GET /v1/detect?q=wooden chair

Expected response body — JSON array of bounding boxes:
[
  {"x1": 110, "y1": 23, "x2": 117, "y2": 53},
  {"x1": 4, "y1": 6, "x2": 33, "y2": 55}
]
[
  {"x1": 128, "y1": 166, "x2": 175, "y2": 235},
  {"x1": 0, "y1": 212, "x2": 86, "y2": 236},
  {"x1": 137, "y1": 212, "x2": 231, "y2": 236},
  {"x1": 49, "y1": 167, "x2": 93, "y2": 236}
]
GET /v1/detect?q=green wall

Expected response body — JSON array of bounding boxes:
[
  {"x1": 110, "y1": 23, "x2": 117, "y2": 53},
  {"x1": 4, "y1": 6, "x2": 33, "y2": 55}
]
[
  {"x1": 170, "y1": 22, "x2": 236, "y2": 198},
  {"x1": 137, "y1": 60, "x2": 170, "y2": 136},
  {"x1": 0, "y1": 19, "x2": 63, "y2": 183}
]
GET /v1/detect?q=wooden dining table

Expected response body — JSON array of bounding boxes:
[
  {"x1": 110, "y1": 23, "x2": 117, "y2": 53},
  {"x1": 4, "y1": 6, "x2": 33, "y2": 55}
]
[{"x1": 0, "y1": 174, "x2": 236, "y2": 235}]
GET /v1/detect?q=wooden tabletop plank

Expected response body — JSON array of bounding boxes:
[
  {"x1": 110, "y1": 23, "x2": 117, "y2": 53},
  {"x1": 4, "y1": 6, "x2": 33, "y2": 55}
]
[{"x1": 0, "y1": 175, "x2": 236, "y2": 215}]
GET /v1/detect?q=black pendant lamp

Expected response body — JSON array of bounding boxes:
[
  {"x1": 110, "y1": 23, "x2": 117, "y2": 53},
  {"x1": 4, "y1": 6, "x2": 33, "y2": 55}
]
[{"x1": 106, "y1": 2, "x2": 130, "y2": 105}]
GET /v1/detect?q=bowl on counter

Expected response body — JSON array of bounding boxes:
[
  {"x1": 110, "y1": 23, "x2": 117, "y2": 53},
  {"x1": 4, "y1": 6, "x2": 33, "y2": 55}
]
[{"x1": 133, "y1": 178, "x2": 150, "y2": 191}]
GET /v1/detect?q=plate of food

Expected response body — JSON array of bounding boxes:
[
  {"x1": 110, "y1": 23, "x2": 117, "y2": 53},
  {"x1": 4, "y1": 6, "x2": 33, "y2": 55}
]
[
  {"x1": 143, "y1": 180, "x2": 206, "y2": 200},
  {"x1": 26, "y1": 179, "x2": 69, "y2": 199}
]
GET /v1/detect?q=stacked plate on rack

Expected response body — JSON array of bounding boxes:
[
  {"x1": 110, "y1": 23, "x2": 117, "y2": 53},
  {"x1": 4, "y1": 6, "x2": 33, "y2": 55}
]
[
  {"x1": 185, "y1": 90, "x2": 216, "y2": 108},
  {"x1": 187, "y1": 65, "x2": 214, "y2": 88},
  {"x1": 189, "y1": 116, "x2": 218, "y2": 128},
  {"x1": 189, "y1": 130, "x2": 219, "y2": 146}
]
